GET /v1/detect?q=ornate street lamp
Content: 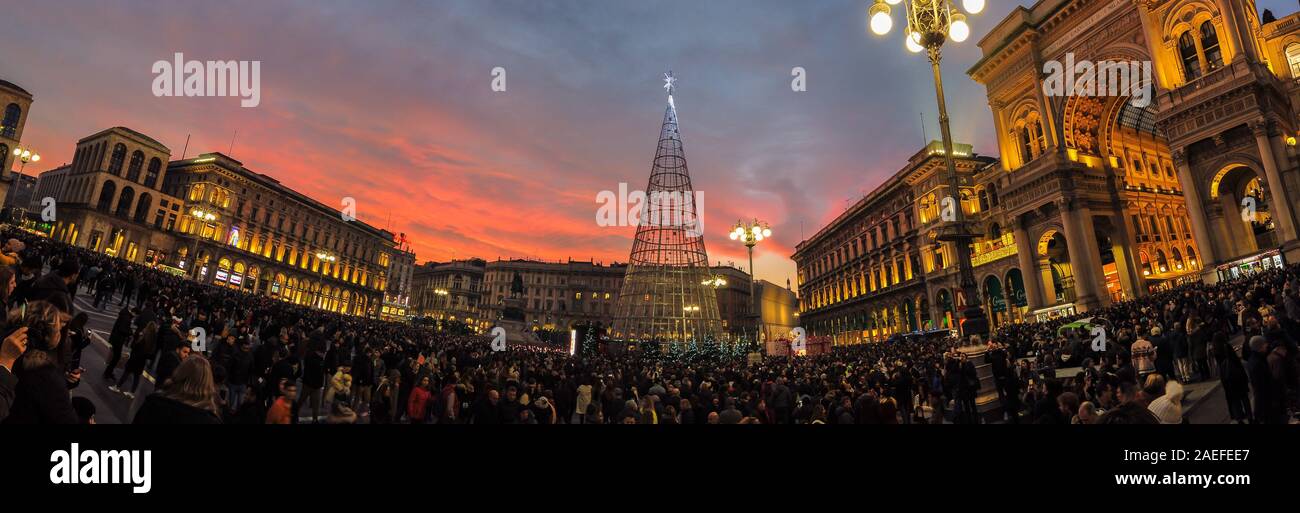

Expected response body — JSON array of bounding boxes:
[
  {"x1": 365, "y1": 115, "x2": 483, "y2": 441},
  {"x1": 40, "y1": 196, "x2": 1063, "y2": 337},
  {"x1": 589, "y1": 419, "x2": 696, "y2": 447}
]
[
  {"x1": 868, "y1": 0, "x2": 989, "y2": 342},
  {"x1": 730, "y1": 219, "x2": 771, "y2": 343},
  {"x1": 9, "y1": 146, "x2": 39, "y2": 221},
  {"x1": 11, "y1": 145, "x2": 40, "y2": 174}
]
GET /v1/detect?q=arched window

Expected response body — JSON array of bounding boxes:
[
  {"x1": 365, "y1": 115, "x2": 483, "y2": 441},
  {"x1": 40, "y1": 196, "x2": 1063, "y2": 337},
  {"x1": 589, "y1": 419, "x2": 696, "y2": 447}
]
[
  {"x1": 1201, "y1": 21, "x2": 1222, "y2": 71},
  {"x1": 134, "y1": 192, "x2": 152, "y2": 223},
  {"x1": 1019, "y1": 126, "x2": 1034, "y2": 164},
  {"x1": 1, "y1": 104, "x2": 20, "y2": 138},
  {"x1": 107, "y1": 144, "x2": 127, "y2": 176},
  {"x1": 1156, "y1": 249, "x2": 1169, "y2": 273},
  {"x1": 126, "y1": 150, "x2": 144, "y2": 182},
  {"x1": 1287, "y1": 43, "x2": 1300, "y2": 78},
  {"x1": 144, "y1": 158, "x2": 161, "y2": 188},
  {"x1": 97, "y1": 181, "x2": 117, "y2": 212},
  {"x1": 115, "y1": 186, "x2": 135, "y2": 218},
  {"x1": 978, "y1": 189, "x2": 990, "y2": 211},
  {"x1": 1179, "y1": 31, "x2": 1202, "y2": 80}
]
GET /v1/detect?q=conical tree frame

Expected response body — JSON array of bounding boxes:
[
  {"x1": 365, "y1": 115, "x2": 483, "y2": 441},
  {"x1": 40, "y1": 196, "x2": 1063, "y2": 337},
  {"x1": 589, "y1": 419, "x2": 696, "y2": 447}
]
[{"x1": 613, "y1": 94, "x2": 722, "y2": 342}]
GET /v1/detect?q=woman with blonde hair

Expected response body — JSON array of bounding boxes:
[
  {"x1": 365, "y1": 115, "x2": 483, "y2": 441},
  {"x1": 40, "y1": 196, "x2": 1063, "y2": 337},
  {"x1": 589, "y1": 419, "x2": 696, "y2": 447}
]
[{"x1": 132, "y1": 355, "x2": 222, "y2": 424}]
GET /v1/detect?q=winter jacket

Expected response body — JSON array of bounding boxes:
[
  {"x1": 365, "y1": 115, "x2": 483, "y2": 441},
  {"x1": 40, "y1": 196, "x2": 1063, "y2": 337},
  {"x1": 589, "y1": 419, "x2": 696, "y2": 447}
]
[
  {"x1": 27, "y1": 272, "x2": 73, "y2": 314},
  {"x1": 407, "y1": 386, "x2": 432, "y2": 421},
  {"x1": 1, "y1": 350, "x2": 78, "y2": 424},
  {"x1": 133, "y1": 394, "x2": 221, "y2": 424}
]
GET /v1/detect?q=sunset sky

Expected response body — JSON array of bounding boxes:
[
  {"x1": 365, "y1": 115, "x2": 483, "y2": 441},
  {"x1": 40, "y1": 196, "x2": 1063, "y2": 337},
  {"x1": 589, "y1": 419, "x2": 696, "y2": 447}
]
[{"x1": 4, "y1": 0, "x2": 1296, "y2": 287}]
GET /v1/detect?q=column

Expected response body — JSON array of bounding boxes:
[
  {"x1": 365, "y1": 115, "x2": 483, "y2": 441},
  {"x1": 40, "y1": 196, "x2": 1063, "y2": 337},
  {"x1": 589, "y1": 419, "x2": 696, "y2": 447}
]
[
  {"x1": 1059, "y1": 199, "x2": 1101, "y2": 309},
  {"x1": 1039, "y1": 257, "x2": 1057, "y2": 305},
  {"x1": 1173, "y1": 149, "x2": 1219, "y2": 267},
  {"x1": 1208, "y1": 205, "x2": 1237, "y2": 261},
  {"x1": 1110, "y1": 237, "x2": 1143, "y2": 301},
  {"x1": 1268, "y1": 130, "x2": 1300, "y2": 238},
  {"x1": 1253, "y1": 120, "x2": 1298, "y2": 243},
  {"x1": 1216, "y1": 0, "x2": 1258, "y2": 63},
  {"x1": 1219, "y1": 190, "x2": 1256, "y2": 255},
  {"x1": 1013, "y1": 221, "x2": 1046, "y2": 310}
]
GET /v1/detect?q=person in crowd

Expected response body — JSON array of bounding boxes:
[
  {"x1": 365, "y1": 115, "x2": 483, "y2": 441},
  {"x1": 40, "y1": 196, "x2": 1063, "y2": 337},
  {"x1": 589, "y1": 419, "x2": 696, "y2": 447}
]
[
  {"x1": 112, "y1": 321, "x2": 157, "y2": 399},
  {"x1": 2, "y1": 225, "x2": 1299, "y2": 428},
  {"x1": 1095, "y1": 380, "x2": 1158, "y2": 424},
  {"x1": 1216, "y1": 333, "x2": 1252, "y2": 423},
  {"x1": 1247, "y1": 335, "x2": 1287, "y2": 424},
  {"x1": 0, "y1": 238, "x2": 25, "y2": 268},
  {"x1": 71, "y1": 396, "x2": 96, "y2": 424},
  {"x1": 0, "y1": 326, "x2": 28, "y2": 421},
  {"x1": 133, "y1": 356, "x2": 222, "y2": 424},
  {"x1": 27, "y1": 258, "x2": 78, "y2": 314},
  {"x1": 155, "y1": 341, "x2": 192, "y2": 387},
  {"x1": 267, "y1": 380, "x2": 298, "y2": 424},
  {"x1": 226, "y1": 339, "x2": 254, "y2": 412},
  {"x1": 407, "y1": 375, "x2": 432, "y2": 424},
  {"x1": 1076, "y1": 401, "x2": 1099, "y2": 424},
  {"x1": 102, "y1": 306, "x2": 135, "y2": 381},
  {"x1": 2, "y1": 301, "x2": 77, "y2": 424},
  {"x1": 1147, "y1": 377, "x2": 1184, "y2": 425}
]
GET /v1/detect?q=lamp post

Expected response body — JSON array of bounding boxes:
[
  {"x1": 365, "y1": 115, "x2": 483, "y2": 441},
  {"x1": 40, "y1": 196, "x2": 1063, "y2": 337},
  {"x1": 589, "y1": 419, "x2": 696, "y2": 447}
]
[
  {"x1": 434, "y1": 287, "x2": 449, "y2": 319},
  {"x1": 730, "y1": 219, "x2": 771, "y2": 344},
  {"x1": 869, "y1": 0, "x2": 989, "y2": 343},
  {"x1": 10, "y1": 146, "x2": 39, "y2": 221},
  {"x1": 11, "y1": 145, "x2": 40, "y2": 175},
  {"x1": 183, "y1": 207, "x2": 220, "y2": 279}
]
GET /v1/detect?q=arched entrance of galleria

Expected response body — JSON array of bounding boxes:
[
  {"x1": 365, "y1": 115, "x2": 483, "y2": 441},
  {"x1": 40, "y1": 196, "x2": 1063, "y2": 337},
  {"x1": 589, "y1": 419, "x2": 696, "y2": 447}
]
[{"x1": 1002, "y1": 57, "x2": 1207, "y2": 318}]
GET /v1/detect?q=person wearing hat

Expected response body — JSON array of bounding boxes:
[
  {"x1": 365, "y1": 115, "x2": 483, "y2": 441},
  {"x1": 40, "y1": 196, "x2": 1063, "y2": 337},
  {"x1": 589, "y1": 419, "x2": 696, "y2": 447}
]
[
  {"x1": 531, "y1": 394, "x2": 556, "y2": 424},
  {"x1": 1146, "y1": 378, "x2": 1183, "y2": 424},
  {"x1": 0, "y1": 238, "x2": 25, "y2": 268}
]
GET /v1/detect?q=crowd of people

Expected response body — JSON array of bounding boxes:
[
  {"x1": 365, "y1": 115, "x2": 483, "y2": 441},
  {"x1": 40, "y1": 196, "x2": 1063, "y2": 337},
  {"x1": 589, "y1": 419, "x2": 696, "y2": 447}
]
[{"x1": 0, "y1": 224, "x2": 1297, "y2": 425}]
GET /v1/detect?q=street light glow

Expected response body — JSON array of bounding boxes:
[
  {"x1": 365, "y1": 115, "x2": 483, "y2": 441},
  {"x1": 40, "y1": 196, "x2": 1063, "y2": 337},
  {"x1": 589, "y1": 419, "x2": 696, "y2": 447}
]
[
  {"x1": 869, "y1": 2, "x2": 893, "y2": 36},
  {"x1": 949, "y1": 14, "x2": 970, "y2": 42}
]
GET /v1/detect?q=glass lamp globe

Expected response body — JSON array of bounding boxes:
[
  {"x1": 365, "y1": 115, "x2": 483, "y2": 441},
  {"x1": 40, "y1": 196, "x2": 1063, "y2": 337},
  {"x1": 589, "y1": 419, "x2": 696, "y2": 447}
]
[{"x1": 949, "y1": 14, "x2": 970, "y2": 43}]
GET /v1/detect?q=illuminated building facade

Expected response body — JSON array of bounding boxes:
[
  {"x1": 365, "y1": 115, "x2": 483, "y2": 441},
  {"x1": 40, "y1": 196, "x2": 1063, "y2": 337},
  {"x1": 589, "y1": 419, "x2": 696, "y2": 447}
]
[
  {"x1": 482, "y1": 259, "x2": 626, "y2": 331},
  {"x1": 382, "y1": 245, "x2": 416, "y2": 320},
  {"x1": 0, "y1": 79, "x2": 33, "y2": 207},
  {"x1": 45, "y1": 127, "x2": 182, "y2": 265},
  {"x1": 163, "y1": 153, "x2": 398, "y2": 316},
  {"x1": 412, "y1": 258, "x2": 487, "y2": 330},
  {"x1": 971, "y1": 0, "x2": 1299, "y2": 314},
  {"x1": 794, "y1": 142, "x2": 1002, "y2": 345},
  {"x1": 796, "y1": 0, "x2": 1300, "y2": 344}
]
